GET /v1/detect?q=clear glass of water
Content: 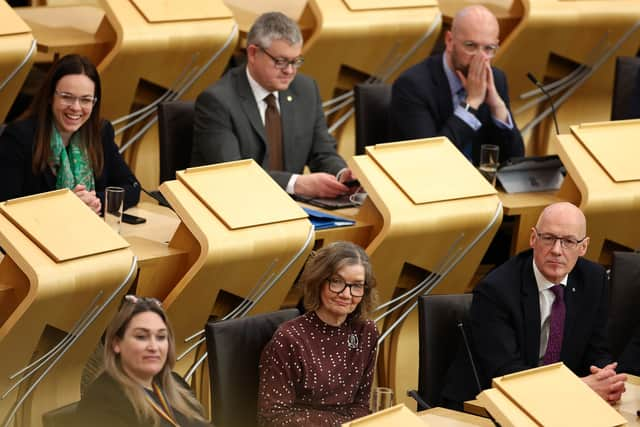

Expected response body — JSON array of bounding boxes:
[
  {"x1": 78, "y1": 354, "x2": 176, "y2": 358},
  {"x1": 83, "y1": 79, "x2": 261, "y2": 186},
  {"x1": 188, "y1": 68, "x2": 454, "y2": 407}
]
[
  {"x1": 371, "y1": 387, "x2": 394, "y2": 412},
  {"x1": 104, "y1": 186, "x2": 125, "y2": 233},
  {"x1": 479, "y1": 144, "x2": 500, "y2": 186}
]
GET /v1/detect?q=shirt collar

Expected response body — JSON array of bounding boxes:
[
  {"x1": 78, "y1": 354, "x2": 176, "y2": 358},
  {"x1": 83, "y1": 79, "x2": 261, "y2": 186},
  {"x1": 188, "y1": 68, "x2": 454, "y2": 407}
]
[
  {"x1": 442, "y1": 53, "x2": 463, "y2": 100},
  {"x1": 246, "y1": 67, "x2": 279, "y2": 104},
  {"x1": 532, "y1": 258, "x2": 568, "y2": 292}
]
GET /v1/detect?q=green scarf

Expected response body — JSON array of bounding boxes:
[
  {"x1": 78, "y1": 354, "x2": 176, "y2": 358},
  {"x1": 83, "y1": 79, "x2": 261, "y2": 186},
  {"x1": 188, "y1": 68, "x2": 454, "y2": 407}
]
[{"x1": 49, "y1": 124, "x2": 95, "y2": 191}]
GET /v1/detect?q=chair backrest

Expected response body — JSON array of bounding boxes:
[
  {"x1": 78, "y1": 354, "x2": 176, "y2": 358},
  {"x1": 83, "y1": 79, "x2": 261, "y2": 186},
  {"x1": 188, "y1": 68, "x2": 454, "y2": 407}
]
[
  {"x1": 354, "y1": 83, "x2": 392, "y2": 155},
  {"x1": 157, "y1": 100, "x2": 195, "y2": 183},
  {"x1": 608, "y1": 251, "x2": 640, "y2": 357},
  {"x1": 611, "y1": 56, "x2": 640, "y2": 120},
  {"x1": 41, "y1": 401, "x2": 79, "y2": 427},
  {"x1": 417, "y1": 293, "x2": 473, "y2": 409},
  {"x1": 205, "y1": 308, "x2": 300, "y2": 427}
]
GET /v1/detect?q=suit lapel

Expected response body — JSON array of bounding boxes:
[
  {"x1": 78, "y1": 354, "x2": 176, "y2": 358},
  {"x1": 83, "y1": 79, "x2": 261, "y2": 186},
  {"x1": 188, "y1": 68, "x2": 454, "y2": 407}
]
[
  {"x1": 522, "y1": 259, "x2": 542, "y2": 367},
  {"x1": 235, "y1": 69, "x2": 267, "y2": 145},
  {"x1": 431, "y1": 55, "x2": 454, "y2": 119},
  {"x1": 562, "y1": 273, "x2": 579, "y2": 356},
  {"x1": 279, "y1": 86, "x2": 295, "y2": 171}
]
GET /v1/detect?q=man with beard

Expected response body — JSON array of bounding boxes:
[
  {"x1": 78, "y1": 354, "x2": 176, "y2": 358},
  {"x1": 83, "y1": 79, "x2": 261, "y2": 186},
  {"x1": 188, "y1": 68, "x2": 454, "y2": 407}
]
[
  {"x1": 191, "y1": 12, "x2": 353, "y2": 198},
  {"x1": 389, "y1": 5, "x2": 524, "y2": 164}
]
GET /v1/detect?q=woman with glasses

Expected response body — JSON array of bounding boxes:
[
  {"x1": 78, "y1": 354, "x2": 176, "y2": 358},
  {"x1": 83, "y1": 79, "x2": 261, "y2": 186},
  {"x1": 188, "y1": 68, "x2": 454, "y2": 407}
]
[
  {"x1": 76, "y1": 296, "x2": 210, "y2": 426},
  {"x1": 258, "y1": 241, "x2": 379, "y2": 427},
  {"x1": 0, "y1": 54, "x2": 139, "y2": 211}
]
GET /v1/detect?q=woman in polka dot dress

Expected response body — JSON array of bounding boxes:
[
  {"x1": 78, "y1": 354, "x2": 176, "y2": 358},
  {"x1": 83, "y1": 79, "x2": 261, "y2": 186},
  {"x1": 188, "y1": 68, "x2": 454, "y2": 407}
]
[{"x1": 258, "y1": 241, "x2": 379, "y2": 427}]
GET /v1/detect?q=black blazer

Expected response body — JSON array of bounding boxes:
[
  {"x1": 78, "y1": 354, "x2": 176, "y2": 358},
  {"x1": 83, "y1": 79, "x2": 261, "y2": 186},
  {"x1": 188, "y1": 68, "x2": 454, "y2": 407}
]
[
  {"x1": 389, "y1": 54, "x2": 524, "y2": 165},
  {"x1": 75, "y1": 372, "x2": 211, "y2": 427},
  {"x1": 618, "y1": 323, "x2": 640, "y2": 375},
  {"x1": 191, "y1": 66, "x2": 346, "y2": 189},
  {"x1": 0, "y1": 117, "x2": 140, "y2": 209},
  {"x1": 441, "y1": 250, "x2": 612, "y2": 405}
]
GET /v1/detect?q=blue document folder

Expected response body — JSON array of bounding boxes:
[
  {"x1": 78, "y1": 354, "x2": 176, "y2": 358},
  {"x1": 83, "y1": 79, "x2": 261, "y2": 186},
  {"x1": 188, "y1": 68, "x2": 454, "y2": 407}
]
[{"x1": 302, "y1": 207, "x2": 355, "y2": 230}]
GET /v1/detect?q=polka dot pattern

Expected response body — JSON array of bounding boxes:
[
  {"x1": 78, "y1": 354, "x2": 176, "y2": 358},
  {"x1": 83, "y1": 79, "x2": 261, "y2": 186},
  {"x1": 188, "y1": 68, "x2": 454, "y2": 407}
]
[{"x1": 257, "y1": 311, "x2": 379, "y2": 427}]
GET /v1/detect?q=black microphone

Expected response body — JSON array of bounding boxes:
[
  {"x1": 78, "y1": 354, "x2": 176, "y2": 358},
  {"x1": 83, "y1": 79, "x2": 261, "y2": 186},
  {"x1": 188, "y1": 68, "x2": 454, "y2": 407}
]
[
  {"x1": 458, "y1": 321, "x2": 502, "y2": 427},
  {"x1": 406, "y1": 390, "x2": 432, "y2": 410},
  {"x1": 526, "y1": 72, "x2": 560, "y2": 135},
  {"x1": 131, "y1": 180, "x2": 173, "y2": 210}
]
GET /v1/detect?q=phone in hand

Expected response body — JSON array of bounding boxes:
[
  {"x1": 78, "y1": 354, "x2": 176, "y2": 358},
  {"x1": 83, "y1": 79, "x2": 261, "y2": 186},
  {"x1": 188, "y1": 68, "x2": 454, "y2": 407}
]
[
  {"x1": 122, "y1": 213, "x2": 146, "y2": 225},
  {"x1": 343, "y1": 179, "x2": 361, "y2": 188}
]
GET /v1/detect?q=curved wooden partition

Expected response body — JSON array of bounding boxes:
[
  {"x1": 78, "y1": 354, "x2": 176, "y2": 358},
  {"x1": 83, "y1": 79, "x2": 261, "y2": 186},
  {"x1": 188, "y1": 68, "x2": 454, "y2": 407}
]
[
  {"x1": 155, "y1": 160, "x2": 314, "y2": 374},
  {"x1": 349, "y1": 138, "x2": 502, "y2": 409},
  {"x1": 0, "y1": 190, "x2": 135, "y2": 427},
  {"x1": 490, "y1": 0, "x2": 640, "y2": 155},
  {"x1": 96, "y1": 0, "x2": 238, "y2": 189},
  {"x1": 0, "y1": 2, "x2": 34, "y2": 122},
  {"x1": 553, "y1": 120, "x2": 640, "y2": 263}
]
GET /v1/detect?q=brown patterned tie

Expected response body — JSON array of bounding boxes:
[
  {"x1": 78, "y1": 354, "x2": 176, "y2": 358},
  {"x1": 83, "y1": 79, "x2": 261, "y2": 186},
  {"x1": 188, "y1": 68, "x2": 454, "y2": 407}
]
[{"x1": 264, "y1": 93, "x2": 283, "y2": 171}]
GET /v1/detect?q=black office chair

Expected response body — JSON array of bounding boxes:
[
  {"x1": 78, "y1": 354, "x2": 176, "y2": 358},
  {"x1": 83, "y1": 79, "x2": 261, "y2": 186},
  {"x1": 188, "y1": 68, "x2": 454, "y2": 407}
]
[
  {"x1": 611, "y1": 56, "x2": 640, "y2": 120},
  {"x1": 205, "y1": 308, "x2": 300, "y2": 427},
  {"x1": 415, "y1": 293, "x2": 473, "y2": 409},
  {"x1": 608, "y1": 251, "x2": 640, "y2": 358},
  {"x1": 157, "y1": 100, "x2": 195, "y2": 183},
  {"x1": 41, "y1": 401, "x2": 79, "y2": 427},
  {"x1": 354, "y1": 83, "x2": 392, "y2": 155}
]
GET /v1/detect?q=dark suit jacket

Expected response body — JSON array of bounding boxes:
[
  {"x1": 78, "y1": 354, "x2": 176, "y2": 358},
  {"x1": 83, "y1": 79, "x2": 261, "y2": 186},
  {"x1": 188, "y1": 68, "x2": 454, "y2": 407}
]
[
  {"x1": 75, "y1": 372, "x2": 211, "y2": 427},
  {"x1": 191, "y1": 66, "x2": 346, "y2": 189},
  {"x1": 0, "y1": 118, "x2": 140, "y2": 209},
  {"x1": 389, "y1": 54, "x2": 524, "y2": 165},
  {"x1": 441, "y1": 250, "x2": 612, "y2": 405},
  {"x1": 618, "y1": 323, "x2": 640, "y2": 375}
]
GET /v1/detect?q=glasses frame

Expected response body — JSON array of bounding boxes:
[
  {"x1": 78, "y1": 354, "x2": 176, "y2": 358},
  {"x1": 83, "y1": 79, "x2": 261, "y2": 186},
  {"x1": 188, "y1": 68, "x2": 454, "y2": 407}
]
[
  {"x1": 326, "y1": 276, "x2": 367, "y2": 297},
  {"x1": 533, "y1": 227, "x2": 587, "y2": 250},
  {"x1": 459, "y1": 39, "x2": 499, "y2": 58},
  {"x1": 55, "y1": 90, "x2": 97, "y2": 108},
  {"x1": 258, "y1": 46, "x2": 304, "y2": 70}
]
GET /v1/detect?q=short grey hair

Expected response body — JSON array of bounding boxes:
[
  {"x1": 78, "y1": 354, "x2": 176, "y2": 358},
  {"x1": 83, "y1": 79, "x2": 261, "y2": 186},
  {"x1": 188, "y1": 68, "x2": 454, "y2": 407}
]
[{"x1": 247, "y1": 12, "x2": 302, "y2": 48}]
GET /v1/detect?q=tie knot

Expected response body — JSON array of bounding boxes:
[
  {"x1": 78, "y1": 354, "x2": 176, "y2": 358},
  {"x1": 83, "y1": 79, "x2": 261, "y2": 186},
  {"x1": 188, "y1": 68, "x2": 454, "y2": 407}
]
[
  {"x1": 550, "y1": 285, "x2": 564, "y2": 300},
  {"x1": 264, "y1": 93, "x2": 277, "y2": 108}
]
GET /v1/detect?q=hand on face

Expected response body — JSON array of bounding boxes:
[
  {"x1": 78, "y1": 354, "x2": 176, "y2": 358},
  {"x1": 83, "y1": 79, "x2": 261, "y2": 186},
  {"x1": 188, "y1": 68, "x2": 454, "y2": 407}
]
[
  {"x1": 73, "y1": 184, "x2": 101, "y2": 213},
  {"x1": 294, "y1": 172, "x2": 349, "y2": 198},
  {"x1": 457, "y1": 53, "x2": 488, "y2": 109},
  {"x1": 484, "y1": 61, "x2": 509, "y2": 121}
]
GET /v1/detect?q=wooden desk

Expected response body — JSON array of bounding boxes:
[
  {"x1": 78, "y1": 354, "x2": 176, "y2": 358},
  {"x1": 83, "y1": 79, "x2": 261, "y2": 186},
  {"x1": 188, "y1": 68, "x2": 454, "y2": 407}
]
[
  {"x1": 418, "y1": 407, "x2": 494, "y2": 426},
  {"x1": 465, "y1": 374, "x2": 640, "y2": 426},
  {"x1": 15, "y1": 6, "x2": 112, "y2": 63}
]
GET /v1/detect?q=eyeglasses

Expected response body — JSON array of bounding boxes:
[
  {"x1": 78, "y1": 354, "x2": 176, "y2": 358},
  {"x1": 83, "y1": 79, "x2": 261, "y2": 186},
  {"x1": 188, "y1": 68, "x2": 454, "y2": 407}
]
[
  {"x1": 55, "y1": 91, "x2": 97, "y2": 108},
  {"x1": 327, "y1": 276, "x2": 366, "y2": 297},
  {"x1": 259, "y1": 46, "x2": 304, "y2": 69},
  {"x1": 534, "y1": 227, "x2": 587, "y2": 250},
  {"x1": 459, "y1": 40, "x2": 499, "y2": 58}
]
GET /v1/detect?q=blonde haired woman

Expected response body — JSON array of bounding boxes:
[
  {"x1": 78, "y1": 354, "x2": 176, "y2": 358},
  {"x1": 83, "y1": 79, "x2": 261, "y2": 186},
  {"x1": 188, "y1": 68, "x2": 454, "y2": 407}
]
[{"x1": 76, "y1": 296, "x2": 210, "y2": 426}]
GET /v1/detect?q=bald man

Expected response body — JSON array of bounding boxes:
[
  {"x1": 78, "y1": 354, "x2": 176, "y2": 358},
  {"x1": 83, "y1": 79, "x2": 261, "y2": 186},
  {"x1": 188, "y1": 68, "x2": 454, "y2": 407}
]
[
  {"x1": 441, "y1": 203, "x2": 626, "y2": 408},
  {"x1": 390, "y1": 5, "x2": 523, "y2": 164}
]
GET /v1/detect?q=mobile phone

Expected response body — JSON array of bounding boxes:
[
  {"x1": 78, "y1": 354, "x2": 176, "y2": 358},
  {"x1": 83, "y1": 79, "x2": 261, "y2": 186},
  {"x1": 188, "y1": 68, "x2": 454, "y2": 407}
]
[
  {"x1": 344, "y1": 179, "x2": 361, "y2": 188},
  {"x1": 122, "y1": 213, "x2": 146, "y2": 224}
]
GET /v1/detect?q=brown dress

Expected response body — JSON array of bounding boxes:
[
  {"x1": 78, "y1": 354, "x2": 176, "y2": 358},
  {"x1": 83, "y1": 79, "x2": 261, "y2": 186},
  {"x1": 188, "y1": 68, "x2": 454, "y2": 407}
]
[{"x1": 257, "y1": 311, "x2": 379, "y2": 427}]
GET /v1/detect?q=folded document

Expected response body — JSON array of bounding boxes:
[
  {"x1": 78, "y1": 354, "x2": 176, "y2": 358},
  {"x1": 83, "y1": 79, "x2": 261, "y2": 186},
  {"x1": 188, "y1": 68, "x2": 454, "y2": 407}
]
[{"x1": 302, "y1": 207, "x2": 355, "y2": 230}]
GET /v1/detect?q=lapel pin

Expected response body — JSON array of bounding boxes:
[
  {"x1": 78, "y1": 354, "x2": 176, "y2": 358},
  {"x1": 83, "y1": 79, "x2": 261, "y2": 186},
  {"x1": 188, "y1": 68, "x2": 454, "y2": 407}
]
[
  {"x1": 572, "y1": 287, "x2": 576, "y2": 292},
  {"x1": 287, "y1": 95, "x2": 293, "y2": 102}
]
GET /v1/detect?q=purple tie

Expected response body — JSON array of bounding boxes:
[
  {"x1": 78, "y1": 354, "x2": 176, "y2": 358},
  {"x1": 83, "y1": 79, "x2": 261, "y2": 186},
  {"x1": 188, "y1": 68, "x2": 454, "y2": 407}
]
[{"x1": 543, "y1": 285, "x2": 565, "y2": 365}]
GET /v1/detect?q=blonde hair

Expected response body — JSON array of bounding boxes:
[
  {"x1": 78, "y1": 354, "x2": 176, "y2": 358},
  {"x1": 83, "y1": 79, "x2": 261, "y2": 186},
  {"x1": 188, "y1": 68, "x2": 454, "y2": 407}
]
[
  {"x1": 301, "y1": 241, "x2": 378, "y2": 321},
  {"x1": 103, "y1": 297, "x2": 206, "y2": 425}
]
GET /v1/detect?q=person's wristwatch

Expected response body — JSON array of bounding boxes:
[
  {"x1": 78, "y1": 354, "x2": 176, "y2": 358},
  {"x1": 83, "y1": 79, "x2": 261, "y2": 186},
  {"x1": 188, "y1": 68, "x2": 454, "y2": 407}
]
[{"x1": 460, "y1": 101, "x2": 478, "y2": 116}]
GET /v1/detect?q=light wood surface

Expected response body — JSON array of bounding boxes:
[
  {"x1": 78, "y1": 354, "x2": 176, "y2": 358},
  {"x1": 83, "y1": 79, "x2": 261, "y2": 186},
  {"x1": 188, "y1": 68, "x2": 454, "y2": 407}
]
[
  {"x1": 0, "y1": 3, "x2": 35, "y2": 122},
  {"x1": 484, "y1": 0, "x2": 640, "y2": 155},
  {"x1": 349, "y1": 138, "x2": 502, "y2": 409},
  {"x1": 553, "y1": 120, "x2": 640, "y2": 262},
  {"x1": 0, "y1": 191, "x2": 135, "y2": 427},
  {"x1": 419, "y1": 407, "x2": 495, "y2": 426}
]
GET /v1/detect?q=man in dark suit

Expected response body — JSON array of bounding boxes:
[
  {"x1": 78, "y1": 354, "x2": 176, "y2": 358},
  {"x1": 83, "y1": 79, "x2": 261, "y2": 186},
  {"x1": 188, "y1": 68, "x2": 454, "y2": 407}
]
[
  {"x1": 441, "y1": 202, "x2": 627, "y2": 408},
  {"x1": 389, "y1": 5, "x2": 523, "y2": 164},
  {"x1": 191, "y1": 12, "x2": 353, "y2": 198}
]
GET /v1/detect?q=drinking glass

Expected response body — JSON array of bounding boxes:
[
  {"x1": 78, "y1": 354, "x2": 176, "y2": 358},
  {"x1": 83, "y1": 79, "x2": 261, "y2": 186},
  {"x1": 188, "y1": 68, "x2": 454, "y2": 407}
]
[
  {"x1": 104, "y1": 186, "x2": 125, "y2": 233},
  {"x1": 371, "y1": 387, "x2": 394, "y2": 412},
  {"x1": 479, "y1": 144, "x2": 500, "y2": 186}
]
